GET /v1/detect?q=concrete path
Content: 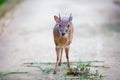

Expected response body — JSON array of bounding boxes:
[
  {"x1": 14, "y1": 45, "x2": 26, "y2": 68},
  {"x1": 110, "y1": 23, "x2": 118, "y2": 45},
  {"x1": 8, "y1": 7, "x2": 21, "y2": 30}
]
[{"x1": 0, "y1": 0, "x2": 120, "y2": 80}]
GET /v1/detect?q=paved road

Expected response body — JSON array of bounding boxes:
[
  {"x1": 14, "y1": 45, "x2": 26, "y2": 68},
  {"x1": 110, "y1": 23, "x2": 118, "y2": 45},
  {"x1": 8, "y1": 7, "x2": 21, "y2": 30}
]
[{"x1": 0, "y1": 0, "x2": 120, "y2": 80}]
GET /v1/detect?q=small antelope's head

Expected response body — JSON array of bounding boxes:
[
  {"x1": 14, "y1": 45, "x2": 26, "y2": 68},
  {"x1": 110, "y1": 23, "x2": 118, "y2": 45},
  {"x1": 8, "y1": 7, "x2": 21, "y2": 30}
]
[{"x1": 54, "y1": 14, "x2": 73, "y2": 38}]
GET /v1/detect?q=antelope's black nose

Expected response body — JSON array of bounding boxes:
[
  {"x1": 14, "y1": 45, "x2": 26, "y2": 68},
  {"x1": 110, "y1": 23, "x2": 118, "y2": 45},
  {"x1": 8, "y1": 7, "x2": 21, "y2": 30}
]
[{"x1": 62, "y1": 33, "x2": 65, "y2": 36}]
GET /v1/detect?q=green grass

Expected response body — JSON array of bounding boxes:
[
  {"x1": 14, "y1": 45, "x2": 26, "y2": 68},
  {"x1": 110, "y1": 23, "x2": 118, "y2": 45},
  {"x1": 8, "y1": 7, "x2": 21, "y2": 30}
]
[
  {"x1": 105, "y1": 22, "x2": 120, "y2": 33},
  {"x1": 64, "y1": 61, "x2": 106, "y2": 80},
  {"x1": 0, "y1": 71, "x2": 28, "y2": 79},
  {"x1": 0, "y1": 0, "x2": 22, "y2": 18},
  {"x1": 0, "y1": 60, "x2": 109, "y2": 79},
  {"x1": 25, "y1": 60, "x2": 109, "y2": 80},
  {"x1": 0, "y1": 0, "x2": 7, "y2": 5}
]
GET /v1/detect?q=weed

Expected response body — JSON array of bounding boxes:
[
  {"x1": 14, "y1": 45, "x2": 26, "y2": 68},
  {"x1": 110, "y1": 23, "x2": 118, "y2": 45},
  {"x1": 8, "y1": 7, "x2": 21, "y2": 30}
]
[
  {"x1": 24, "y1": 60, "x2": 109, "y2": 80},
  {"x1": 38, "y1": 65, "x2": 53, "y2": 74},
  {"x1": 0, "y1": 71, "x2": 28, "y2": 79}
]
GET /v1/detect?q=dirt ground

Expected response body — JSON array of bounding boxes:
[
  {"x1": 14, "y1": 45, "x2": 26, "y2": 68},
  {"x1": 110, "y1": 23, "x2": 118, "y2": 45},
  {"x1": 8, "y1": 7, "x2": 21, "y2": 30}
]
[{"x1": 0, "y1": 0, "x2": 120, "y2": 80}]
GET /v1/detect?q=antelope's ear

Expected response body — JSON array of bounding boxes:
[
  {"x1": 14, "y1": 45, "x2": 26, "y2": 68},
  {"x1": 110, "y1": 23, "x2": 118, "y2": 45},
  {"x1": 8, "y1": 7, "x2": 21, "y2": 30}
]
[{"x1": 54, "y1": 15, "x2": 60, "y2": 23}]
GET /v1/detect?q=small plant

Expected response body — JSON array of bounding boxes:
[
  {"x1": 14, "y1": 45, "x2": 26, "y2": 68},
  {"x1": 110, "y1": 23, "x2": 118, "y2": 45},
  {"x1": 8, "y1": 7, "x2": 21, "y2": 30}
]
[
  {"x1": 65, "y1": 60, "x2": 107, "y2": 80},
  {"x1": 0, "y1": 71, "x2": 28, "y2": 79},
  {"x1": 38, "y1": 65, "x2": 53, "y2": 74},
  {"x1": 24, "y1": 60, "x2": 108, "y2": 80}
]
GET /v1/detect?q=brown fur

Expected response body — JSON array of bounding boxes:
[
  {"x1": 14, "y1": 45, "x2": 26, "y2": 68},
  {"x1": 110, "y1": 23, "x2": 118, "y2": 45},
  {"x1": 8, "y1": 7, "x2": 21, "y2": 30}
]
[
  {"x1": 53, "y1": 23, "x2": 73, "y2": 47},
  {"x1": 53, "y1": 15, "x2": 73, "y2": 74}
]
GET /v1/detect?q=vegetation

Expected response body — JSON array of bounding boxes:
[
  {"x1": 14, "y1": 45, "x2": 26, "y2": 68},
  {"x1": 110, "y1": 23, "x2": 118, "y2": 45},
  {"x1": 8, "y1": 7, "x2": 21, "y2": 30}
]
[
  {"x1": 105, "y1": 22, "x2": 120, "y2": 33},
  {"x1": 0, "y1": 71, "x2": 28, "y2": 79},
  {"x1": 59, "y1": 61, "x2": 106, "y2": 80},
  {"x1": 0, "y1": 0, "x2": 22, "y2": 18},
  {"x1": 0, "y1": 60, "x2": 109, "y2": 79},
  {"x1": 25, "y1": 60, "x2": 109, "y2": 80},
  {"x1": 0, "y1": 0, "x2": 7, "y2": 5}
]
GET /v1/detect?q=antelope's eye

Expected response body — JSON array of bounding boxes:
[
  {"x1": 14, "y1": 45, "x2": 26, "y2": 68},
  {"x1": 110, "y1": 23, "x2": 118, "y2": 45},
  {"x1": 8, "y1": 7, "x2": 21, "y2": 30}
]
[
  {"x1": 59, "y1": 25, "x2": 61, "y2": 28},
  {"x1": 67, "y1": 25, "x2": 70, "y2": 28}
]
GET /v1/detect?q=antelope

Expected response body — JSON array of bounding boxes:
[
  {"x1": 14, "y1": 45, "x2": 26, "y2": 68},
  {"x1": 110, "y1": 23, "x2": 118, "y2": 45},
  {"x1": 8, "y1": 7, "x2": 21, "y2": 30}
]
[{"x1": 53, "y1": 14, "x2": 74, "y2": 74}]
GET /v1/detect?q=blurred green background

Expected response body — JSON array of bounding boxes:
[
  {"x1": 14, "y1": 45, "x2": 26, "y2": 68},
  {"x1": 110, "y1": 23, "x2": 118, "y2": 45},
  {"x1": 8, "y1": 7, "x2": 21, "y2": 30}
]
[{"x1": 0, "y1": 0, "x2": 21, "y2": 18}]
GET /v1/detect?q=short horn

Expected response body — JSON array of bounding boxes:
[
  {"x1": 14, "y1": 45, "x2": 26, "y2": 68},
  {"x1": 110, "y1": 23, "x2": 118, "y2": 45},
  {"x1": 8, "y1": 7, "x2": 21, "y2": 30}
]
[
  {"x1": 69, "y1": 13, "x2": 73, "y2": 22},
  {"x1": 59, "y1": 13, "x2": 61, "y2": 21},
  {"x1": 69, "y1": 13, "x2": 72, "y2": 17}
]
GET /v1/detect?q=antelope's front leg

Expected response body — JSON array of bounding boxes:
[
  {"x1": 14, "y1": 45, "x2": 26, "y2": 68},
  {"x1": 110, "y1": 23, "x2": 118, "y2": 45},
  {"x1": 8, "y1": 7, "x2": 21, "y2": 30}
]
[
  {"x1": 58, "y1": 48, "x2": 63, "y2": 66},
  {"x1": 53, "y1": 46, "x2": 61, "y2": 74},
  {"x1": 65, "y1": 46, "x2": 70, "y2": 68}
]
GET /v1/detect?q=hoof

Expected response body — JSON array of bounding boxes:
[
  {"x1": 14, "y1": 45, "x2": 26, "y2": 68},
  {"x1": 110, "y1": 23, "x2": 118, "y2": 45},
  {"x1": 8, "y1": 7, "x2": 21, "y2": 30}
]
[
  {"x1": 53, "y1": 71, "x2": 56, "y2": 74},
  {"x1": 58, "y1": 62, "x2": 61, "y2": 66}
]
